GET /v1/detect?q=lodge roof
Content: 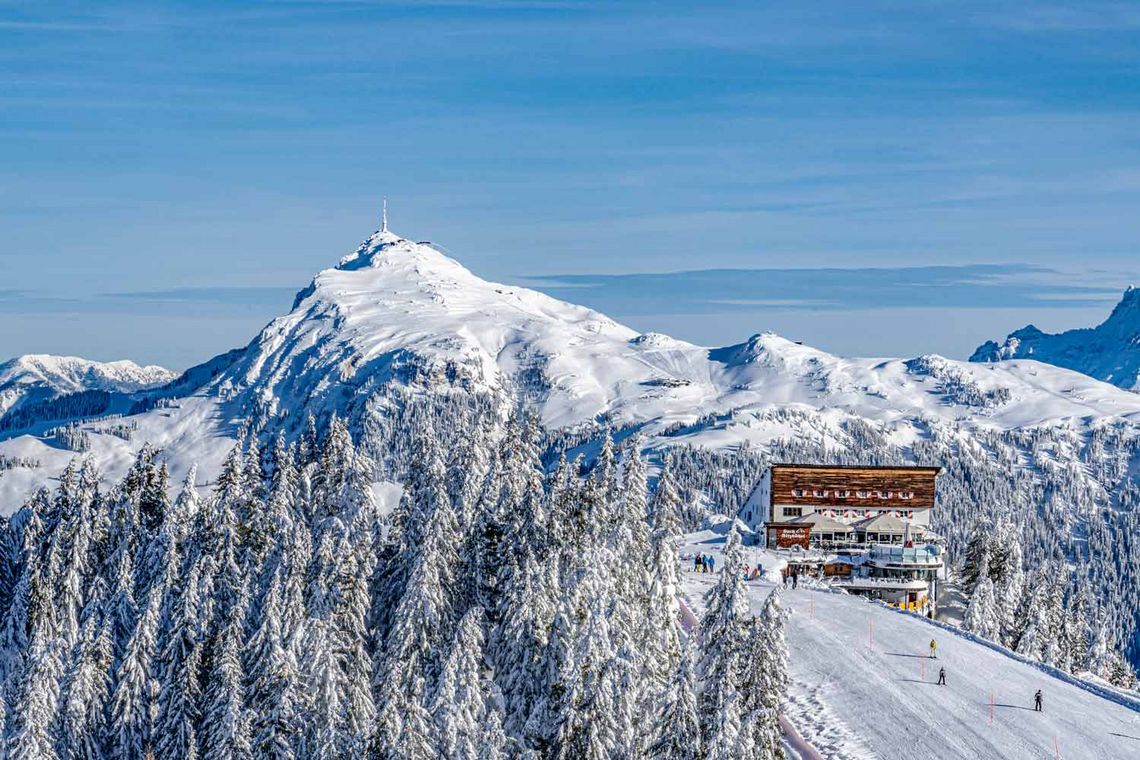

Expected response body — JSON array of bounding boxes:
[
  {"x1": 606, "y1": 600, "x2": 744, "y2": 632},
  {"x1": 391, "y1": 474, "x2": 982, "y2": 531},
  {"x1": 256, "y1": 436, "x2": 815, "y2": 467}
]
[
  {"x1": 791, "y1": 513, "x2": 854, "y2": 533},
  {"x1": 771, "y1": 463, "x2": 942, "y2": 474}
]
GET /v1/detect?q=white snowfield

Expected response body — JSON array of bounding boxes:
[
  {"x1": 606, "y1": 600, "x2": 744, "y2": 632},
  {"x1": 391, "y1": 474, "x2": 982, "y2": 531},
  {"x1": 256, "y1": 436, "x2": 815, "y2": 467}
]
[
  {"x1": 680, "y1": 536, "x2": 1140, "y2": 760},
  {"x1": 6, "y1": 226, "x2": 1140, "y2": 510}
]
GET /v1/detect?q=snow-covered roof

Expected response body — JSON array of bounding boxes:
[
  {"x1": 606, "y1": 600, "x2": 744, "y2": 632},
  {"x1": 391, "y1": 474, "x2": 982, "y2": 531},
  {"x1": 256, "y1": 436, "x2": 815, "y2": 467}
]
[
  {"x1": 853, "y1": 512, "x2": 908, "y2": 533},
  {"x1": 791, "y1": 513, "x2": 853, "y2": 533}
]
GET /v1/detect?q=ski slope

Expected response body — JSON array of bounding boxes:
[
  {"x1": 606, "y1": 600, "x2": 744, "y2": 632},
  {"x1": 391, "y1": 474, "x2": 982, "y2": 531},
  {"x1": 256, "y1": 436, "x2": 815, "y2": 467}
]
[{"x1": 680, "y1": 534, "x2": 1140, "y2": 759}]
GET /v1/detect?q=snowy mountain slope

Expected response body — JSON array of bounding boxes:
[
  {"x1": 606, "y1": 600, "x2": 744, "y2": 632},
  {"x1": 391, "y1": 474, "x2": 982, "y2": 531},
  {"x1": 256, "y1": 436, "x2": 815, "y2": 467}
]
[
  {"x1": 0, "y1": 354, "x2": 174, "y2": 420},
  {"x1": 6, "y1": 226, "x2": 1140, "y2": 510},
  {"x1": 680, "y1": 535, "x2": 1140, "y2": 760},
  {"x1": 971, "y1": 286, "x2": 1140, "y2": 390},
  {"x1": 180, "y1": 229, "x2": 1140, "y2": 440},
  {"x1": 212, "y1": 228, "x2": 720, "y2": 431}
]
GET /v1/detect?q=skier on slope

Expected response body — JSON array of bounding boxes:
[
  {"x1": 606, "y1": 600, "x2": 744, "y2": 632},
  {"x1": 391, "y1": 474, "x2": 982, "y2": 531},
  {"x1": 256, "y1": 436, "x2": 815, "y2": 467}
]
[
  {"x1": 937, "y1": 667, "x2": 946, "y2": 686},
  {"x1": 929, "y1": 639, "x2": 937, "y2": 659},
  {"x1": 1034, "y1": 689, "x2": 1043, "y2": 712}
]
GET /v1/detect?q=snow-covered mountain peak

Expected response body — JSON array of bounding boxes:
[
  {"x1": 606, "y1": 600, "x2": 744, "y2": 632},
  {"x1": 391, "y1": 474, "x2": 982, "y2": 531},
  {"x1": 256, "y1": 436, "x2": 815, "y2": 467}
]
[
  {"x1": 9, "y1": 223, "x2": 1140, "y2": 510},
  {"x1": 710, "y1": 332, "x2": 834, "y2": 371},
  {"x1": 336, "y1": 227, "x2": 461, "y2": 275},
  {"x1": 971, "y1": 287, "x2": 1140, "y2": 390},
  {"x1": 217, "y1": 227, "x2": 677, "y2": 429},
  {"x1": 1105, "y1": 284, "x2": 1140, "y2": 323}
]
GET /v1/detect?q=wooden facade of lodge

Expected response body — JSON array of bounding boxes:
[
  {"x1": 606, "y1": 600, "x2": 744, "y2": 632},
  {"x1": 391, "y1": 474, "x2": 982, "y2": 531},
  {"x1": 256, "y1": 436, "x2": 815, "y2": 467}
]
[{"x1": 742, "y1": 463, "x2": 942, "y2": 549}]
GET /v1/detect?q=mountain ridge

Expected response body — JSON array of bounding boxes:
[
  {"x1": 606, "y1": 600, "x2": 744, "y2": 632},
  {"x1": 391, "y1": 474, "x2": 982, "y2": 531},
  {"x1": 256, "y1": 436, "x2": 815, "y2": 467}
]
[
  {"x1": 0, "y1": 354, "x2": 175, "y2": 424},
  {"x1": 4, "y1": 226, "x2": 1140, "y2": 507},
  {"x1": 971, "y1": 286, "x2": 1140, "y2": 390}
]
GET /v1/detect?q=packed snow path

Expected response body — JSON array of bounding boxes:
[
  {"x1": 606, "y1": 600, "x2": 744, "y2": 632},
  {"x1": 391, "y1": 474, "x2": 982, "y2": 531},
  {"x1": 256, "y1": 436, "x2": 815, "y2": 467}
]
[{"x1": 682, "y1": 570, "x2": 1140, "y2": 759}]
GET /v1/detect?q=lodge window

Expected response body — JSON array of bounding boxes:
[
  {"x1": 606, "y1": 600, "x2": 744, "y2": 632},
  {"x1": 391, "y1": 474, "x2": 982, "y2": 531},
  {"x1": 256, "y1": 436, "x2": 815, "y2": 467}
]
[
  {"x1": 813, "y1": 489, "x2": 827, "y2": 497},
  {"x1": 792, "y1": 489, "x2": 805, "y2": 497},
  {"x1": 783, "y1": 507, "x2": 802, "y2": 518},
  {"x1": 900, "y1": 491, "x2": 915, "y2": 499},
  {"x1": 856, "y1": 490, "x2": 870, "y2": 498}
]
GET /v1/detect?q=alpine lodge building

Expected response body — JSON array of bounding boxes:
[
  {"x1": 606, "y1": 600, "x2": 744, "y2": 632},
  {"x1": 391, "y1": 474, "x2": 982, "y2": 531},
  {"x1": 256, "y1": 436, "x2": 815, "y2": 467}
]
[{"x1": 742, "y1": 463, "x2": 946, "y2": 614}]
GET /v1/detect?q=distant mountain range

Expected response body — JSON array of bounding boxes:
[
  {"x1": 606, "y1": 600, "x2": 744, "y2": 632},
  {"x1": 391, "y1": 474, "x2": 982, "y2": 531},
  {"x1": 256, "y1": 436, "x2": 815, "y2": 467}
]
[
  {"x1": 6, "y1": 223, "x2": 1140, "y2": 672},
  {"x1": 4, "y1": 227, "x2": 1140, "y2": 507},
  {"x1": 971, "y1": 287, "x2": 1140, "y2": 390},
  {"x1": 0, "y1": 355, "x2": 173, "y2": 427}
]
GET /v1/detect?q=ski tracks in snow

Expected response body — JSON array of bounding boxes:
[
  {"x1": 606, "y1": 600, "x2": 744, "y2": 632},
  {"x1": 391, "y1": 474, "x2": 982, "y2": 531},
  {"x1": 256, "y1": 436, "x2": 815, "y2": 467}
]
[
  {"x1": 784, "y1": 676, "x2": 876, "y2": 760},
  {"x1": 780, "y1": 605, "x2": 877, "y2": 760}
]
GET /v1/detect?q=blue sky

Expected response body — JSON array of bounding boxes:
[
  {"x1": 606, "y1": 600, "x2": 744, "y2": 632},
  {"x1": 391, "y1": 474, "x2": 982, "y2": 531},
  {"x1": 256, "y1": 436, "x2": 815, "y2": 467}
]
[{"x1": 3, "y1": 1, "x2": 1140, "y2": 368}]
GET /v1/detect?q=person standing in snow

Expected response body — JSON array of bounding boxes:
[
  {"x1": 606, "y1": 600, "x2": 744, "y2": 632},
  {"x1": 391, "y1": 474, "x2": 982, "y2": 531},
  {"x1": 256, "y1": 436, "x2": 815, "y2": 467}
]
[
  {"x1": 708, "y1": 555, "x2": 716, "y2": 573},
  {"x1": 694, "y1": 554, "x2": 702, "y2": 573},
  {"x1": 792, "y1": 570, "x2": 798, "y2": 589},
  {"x1": 1034, "y1": 689, "x2": 1042, "y2": 712},
  {"x1": 929, "y1": 639, "x2": 937, "y2": 659},
  {"x1": 937, "y1": 667, "x2": 946, "y2": 686}
]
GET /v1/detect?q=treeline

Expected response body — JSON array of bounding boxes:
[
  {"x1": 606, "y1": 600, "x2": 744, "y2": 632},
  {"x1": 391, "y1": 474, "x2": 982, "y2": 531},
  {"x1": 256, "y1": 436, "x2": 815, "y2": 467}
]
[
  {"x1": 0, "y1": 410, "x2": 788, "y2": 759},
  {"x1": 961, "y1": 520, "x2": 1136, "y2": 689}
]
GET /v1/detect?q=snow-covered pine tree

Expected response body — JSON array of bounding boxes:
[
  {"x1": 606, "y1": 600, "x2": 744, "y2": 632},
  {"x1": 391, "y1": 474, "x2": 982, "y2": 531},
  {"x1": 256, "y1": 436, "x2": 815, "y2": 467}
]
[
  {"x1": 370, "y1": 415, "x2": 450, "y2": 645},
  {"x1": 1041, "y1": 568, "x2": 1070, "y2": 670},
  {"x1": 522, "y1": 563, "x2": 574, "y2": 752},
  {"x1": 200, "y1": 586, "x2": 252, "y2": 760},
  {"x1": 301, "y1": 618, "x2": 349, "y2": 760},
  {"x1": 550, "y1": 570, "x2": 621, "y2": 760},
  {"x1": 697, "y1": 526, "x2": 750, "y2": 749},
  {"x1": 390, "y1": 677, "x2": 438, "y2": 760},
  {"x1": 644, "y1": 464, "x2": 684, "y2": 695},
  {"x1": 959, "y1": 519, "x2": 992, "y2": 594},
  {"x1": 431, "y1": 607, "x2": 508, "y2": 760},
  {"x1": 995, "y1": 535, "x2": 1024, "y2": 648},
  {"x1": 739, "y1": 590, "x2": 787, "y2": 760},
  {"x1": 58, "y1": 615, "x2": 114, "y2": 760},
  {"x1": 647, "y1": 637, "x2": 701, "y2": 760},
  {"x1": 339, "y1": 537, "x2": 376, "y2": 759},
  {"x1": 1015, "y1": 569, "x2": 1054, "y2": 662},
  {"x1": 372, "y1": 418, "x2": 466, "y2": 755},
  {"x1": 1065, "y1": 584, "x2": 1091, "y2": 674},
  {"x1": 152, "y1": 562, "x2": 202, "y2": 760},
  {"x1": 964, "y1": 576, "x2": 1002, "y2": 642},
  {"x1": 701, "y1": 678, "x2": 744, "y2": 760},
  {"x1": 0, "y1": 507, "x2": 43, "y2": 695},
  {"x1": 493, "y1": 547, "x2": 557, "y2": 740},
  {"x1": 106, "y1": 589, "x2": 162, "y2": 758},
  {"x1": 246, "y1": 565, "x2": 300, "y2": 760},
  {"x1": 585, "y1": 432, "x2": 619, "y2": 541},
  {"x1": 4, "y1": 638, "x2": 65, "y2": 760}
]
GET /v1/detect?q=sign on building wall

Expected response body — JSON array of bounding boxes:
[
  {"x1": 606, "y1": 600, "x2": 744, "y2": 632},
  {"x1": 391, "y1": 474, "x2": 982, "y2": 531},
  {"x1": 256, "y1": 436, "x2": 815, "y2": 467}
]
[{"x1": 767, "y1": 524, "x2": 811, "y2": 550}]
